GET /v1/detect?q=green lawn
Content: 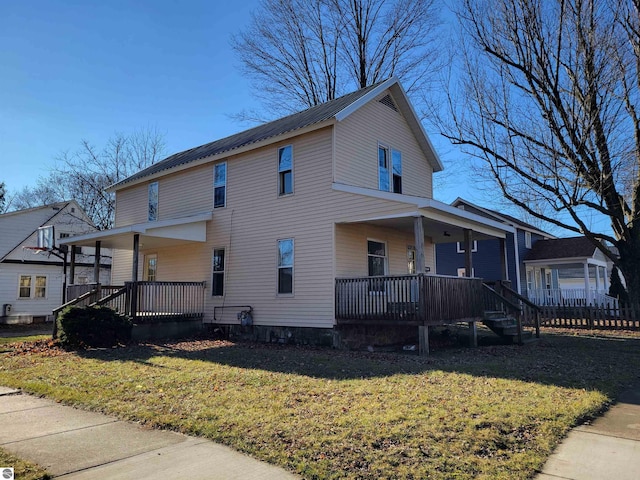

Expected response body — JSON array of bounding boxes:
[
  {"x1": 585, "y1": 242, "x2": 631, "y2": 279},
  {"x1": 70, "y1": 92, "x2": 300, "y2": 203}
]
[{"x1": 1, "y1": 331, "x2": 639, "y2": 479}]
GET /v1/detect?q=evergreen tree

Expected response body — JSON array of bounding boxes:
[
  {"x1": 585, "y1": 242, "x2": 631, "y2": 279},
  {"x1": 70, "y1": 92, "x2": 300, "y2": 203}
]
[{"x1": 609, "y1": 266, "x2": 629, "y2": 305}]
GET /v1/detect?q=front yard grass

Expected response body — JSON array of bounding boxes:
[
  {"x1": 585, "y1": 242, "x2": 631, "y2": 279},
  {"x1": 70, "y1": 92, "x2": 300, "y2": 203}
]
[
  {"x1": 1, "y1": 331, "x2": 639, "y2": 479},
  {"x1": 0, "y1": 448, "x2": 50, "y2": 480}
]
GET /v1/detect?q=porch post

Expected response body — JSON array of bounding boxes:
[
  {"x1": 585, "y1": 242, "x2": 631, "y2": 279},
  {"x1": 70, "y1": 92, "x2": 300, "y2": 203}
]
[
  {"x1": 93, "y1": 241, "x2": 101, "y2": 284},
  {"x1": 131, "y1": 234, "x2": 140, "y2": 320},
  {"x1": 603, "y1": 266, "x2": 609, "y2": 292},
  {"x1": 584, "y1": 261, "x2": 592, "y2": 305},
  {"x1": 595, "y1": 265, "x2": 601, "y2": 293},
  {"x1": 413, "y1": 216, "x2": 426, "y2": 274},
  {"x1": 70, "y1": 246, "x2": 76, "y2": 285},
  {"x1": 464, "y1": 229, "x2": 473, "y2": 277},
  {"x1": 499, "y1": 237, "x2": 508, "y2": 281}
]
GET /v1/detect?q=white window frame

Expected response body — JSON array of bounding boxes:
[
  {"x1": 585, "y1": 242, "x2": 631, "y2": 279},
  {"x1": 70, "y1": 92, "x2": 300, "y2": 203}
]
[
  {"x1": 277, "y1": 238, "x2": 294, "y2": 295},
  {"x1": 457, "y1": 268, "x2": 475, "y2": 278},
  {"x1": 456, "y1": 241, "x2": 478, "y2": 253},
  {"x1": 148, "y1": 182, "x2": 158, "y2": 221},
  {"x1": 18, "y1": 274, "x2": 47, "y2": 299},
  {"x1": 378, "y1": 144, "x2": 390, "y2": 192},
  {"x1": 214, "y1": 162, "x2": 227, "y2": 208},
  {"x1": 525, "y1": 231, "x2": 532, "y2": 249},
  {"x1": 278, "y1": 145, "x2": 293, "y2": 196},
  {"x1": 391, "y1": 149, "x2": 402, "y2": 194},
  {"x1": 143, "y1": 254, "x2": 158, "y2": 282},
  {"x1": 212, "y1": 247, "x2": 226, "y2": 297}
]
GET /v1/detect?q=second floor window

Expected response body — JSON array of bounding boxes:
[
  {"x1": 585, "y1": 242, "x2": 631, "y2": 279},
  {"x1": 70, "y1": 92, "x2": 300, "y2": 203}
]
[
  {"x1": 378, "y1": 146, "x2": 402, "y2": 193},
  {"x1": 278, "y1": 145, "x2": 293, "y2": 196},
  {"x1": 148, "y1": 182, "x2": 158, "y2": 221},
  {"x1": 214, "y1": 162, "x2": 227, "y2": 208},
  {"x1": 525, "y1": 231, "x2": 532, "y2": 249}
]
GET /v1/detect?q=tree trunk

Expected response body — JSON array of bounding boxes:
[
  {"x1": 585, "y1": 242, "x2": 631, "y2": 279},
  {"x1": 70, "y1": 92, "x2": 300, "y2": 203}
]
[{"x1": 617, "y1": 229, "x2": 640, "y2": 305}]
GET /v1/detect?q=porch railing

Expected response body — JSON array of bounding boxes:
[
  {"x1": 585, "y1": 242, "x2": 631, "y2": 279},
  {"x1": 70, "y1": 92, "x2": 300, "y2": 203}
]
[
  {"x1": 526, "y1": 288, "x2": 619, "y2": 308},
  {"x1": 59, "y1": 281, "x2": 206, "y2": 325},
  {"x1": 484, "y1": 281, "x2": 541, "y2": 339},
  {"x1": 335, "y1": 274, "x2": 484, "y2": 325}
]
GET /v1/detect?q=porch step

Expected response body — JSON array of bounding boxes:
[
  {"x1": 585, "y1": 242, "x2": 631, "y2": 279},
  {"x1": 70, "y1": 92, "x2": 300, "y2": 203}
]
[{"x1": 482, "y1": 312, "x2": 533, "y2": 344}]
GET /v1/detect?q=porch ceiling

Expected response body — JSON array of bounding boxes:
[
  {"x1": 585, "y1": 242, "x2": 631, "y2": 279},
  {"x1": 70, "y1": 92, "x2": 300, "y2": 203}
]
[
  {"x1": 336, "y1": 210, "x2": 511, "y2": 244},
  {"x1": 59, "y1": 212, "x2": 212, "y2": 250}
]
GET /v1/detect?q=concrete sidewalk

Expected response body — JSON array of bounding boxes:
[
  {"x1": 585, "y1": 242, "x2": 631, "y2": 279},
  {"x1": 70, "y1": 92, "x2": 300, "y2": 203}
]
[
  {"x1": 536, "y1": 386, "x2": 640, "y2": 480},
  {"x1": 0, "y1": 387, "x2": 298, "y2": 479}
]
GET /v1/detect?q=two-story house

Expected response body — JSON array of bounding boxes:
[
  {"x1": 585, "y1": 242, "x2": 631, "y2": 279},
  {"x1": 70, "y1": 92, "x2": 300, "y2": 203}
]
[
  {"x1": 0, "y1": 201, "x2": 111, "y2": 324},
  {"x1": 62, "y1": 78, "x2": 517, "y2": 345},
  {"x1": 435, "y1": 198, "x2": 552, "y2": 294}
]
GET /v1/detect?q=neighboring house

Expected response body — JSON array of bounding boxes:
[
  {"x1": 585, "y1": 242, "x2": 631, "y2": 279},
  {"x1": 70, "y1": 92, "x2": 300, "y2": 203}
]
[
  {"x1": 62, "y1": 78, "x2": 519, "y2": 343},
  {"x1": 435, "y1": 198, "x2": 552, "y2": 294},
  {"x1": 523, "y1": 236, "x2": 615, "y2": 306},
  {"x1": 0, "y1": 201, "x2": 111, "y2": 324}
]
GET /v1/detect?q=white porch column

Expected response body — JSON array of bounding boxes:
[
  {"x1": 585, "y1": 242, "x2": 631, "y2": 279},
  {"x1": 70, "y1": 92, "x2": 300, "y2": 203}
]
[
  {"x1": 603, "y1": 266, "x2": 609, "y2": 292},
  {"x1": 584, "y1": 261, "x2": 593, "y2": 304},
  {"x1": 595, "y1": 265, "x2": 601, "y2": 292},
  {"x1": 413, "y1": 216, "x2": 426, "y2": 274}
]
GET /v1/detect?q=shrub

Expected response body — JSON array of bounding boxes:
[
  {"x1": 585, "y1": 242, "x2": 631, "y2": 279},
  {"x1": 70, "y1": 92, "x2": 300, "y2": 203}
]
[{"x1": 56, "y1": 306, "x2": 132, "y2": 349}]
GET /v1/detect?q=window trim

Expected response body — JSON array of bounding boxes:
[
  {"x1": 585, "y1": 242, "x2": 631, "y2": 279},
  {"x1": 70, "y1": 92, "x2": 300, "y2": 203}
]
[
  {"x1": 378, "y1": 144, "x2": 390, "y2": 192},
  {"x1": 214, "y1": 162, "x2": 227, "y2": 209},
  {"x1": 457, "y1": 268, "x2": 475, "y2": 278},
  {"x1": 525, "y1": 231, "x2": 532, "y2": 249},
  {"x1": 143, "y1": 253, "x2": 158, "y2": 282},
  {"x1": 278, "y1": 145, "x2": 294, "y2": 196},
  {"x1": 407, "y1": 245, "x2": 416, "y2": 275},
  {"x1": 17, "y1": 274, "x2": 47, "y2": 299},
  {"x1": 456, "y1": 241, "x2": 478, "y2": 253},
  {"x1": 212, "y1": 247, "x2": 226, "y2": 297},
  {"x1": 391, "y1": 149, "x2": 402, "y2": 194},
  {"x1": 277, "y1": 238, "x2": 294, "y2": 295},
  {"x1": 148, "y1": 182, "x2": 159, "y2": 221}
]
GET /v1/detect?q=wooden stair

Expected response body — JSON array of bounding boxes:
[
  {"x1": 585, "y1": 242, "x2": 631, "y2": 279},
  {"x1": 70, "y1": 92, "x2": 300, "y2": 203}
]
[{"x1": 483, "y1": 311, "x2": 535, "y2": 344}]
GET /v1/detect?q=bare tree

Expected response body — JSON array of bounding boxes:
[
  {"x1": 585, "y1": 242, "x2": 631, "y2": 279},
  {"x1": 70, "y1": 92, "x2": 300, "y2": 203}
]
[
  {"x1": 10, "y1": 128, "x2": 165, "y2": 230},
  {"x1": 0, "y1": 181, "x2": 6, "y2": 213},
  {"x1": 232, "y1": 0, "x2": 441, "y2": 114},
  {"x1": 439, "y1": 0, "x2": 640, "y2": 302}
]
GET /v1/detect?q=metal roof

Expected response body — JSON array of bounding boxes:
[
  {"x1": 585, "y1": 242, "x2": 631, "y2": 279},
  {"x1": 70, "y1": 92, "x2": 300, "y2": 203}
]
[{"x1": 109, "y1": 81, "x2": 387, "y2": 190}]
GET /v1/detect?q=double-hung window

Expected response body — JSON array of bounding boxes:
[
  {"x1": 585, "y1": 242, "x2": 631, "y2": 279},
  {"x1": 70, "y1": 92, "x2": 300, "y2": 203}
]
[
  {"x1": 378, "y1": 146, "x2": 402, "y2": 193},
  {"x1": 525, "y1": 231, "x2": 532, "y2": 249},
  {"x1": 18, "y1": 275, "x2": 46, "y2": 299},
  {"x1": 214, "y1": 162, "x2": 227, "y2": 208},
  {"x1": 212, "y1": 248, "x2": 225, "y2": 296},
  {"x1": 148, "y1": 182, "x2": 158, "y2": 221},
  {"x1": 278, "y1": 146, "x2": 293, "y2": 196},
  {"x1": 277, "y1": 239, "x2": 294, "y2": 294},
  {"x1": 367, "y1": 240, "x2": 387, "y2": 292}
]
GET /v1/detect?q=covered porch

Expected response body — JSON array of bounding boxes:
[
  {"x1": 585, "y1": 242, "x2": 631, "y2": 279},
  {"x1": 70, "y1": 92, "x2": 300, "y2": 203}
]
[
  {"x1": 333, "y1": 200, "x2": 529, "y2": 349},
  {"x1": 57, "y1": 213, "x2": 211, "y2": 324}
]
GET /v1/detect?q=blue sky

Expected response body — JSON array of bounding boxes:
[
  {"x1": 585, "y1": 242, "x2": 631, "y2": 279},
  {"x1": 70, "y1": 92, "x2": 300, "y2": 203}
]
[{"x1": 0, "y1": 1, "x2": 612, "y2": 237}]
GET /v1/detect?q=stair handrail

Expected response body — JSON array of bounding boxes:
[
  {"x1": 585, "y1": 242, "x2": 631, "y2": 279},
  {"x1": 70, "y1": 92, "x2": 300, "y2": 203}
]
[
  {"x1": 494, "y1": 282, "x2": 541, "y2": 339},
  {"x1": 52, "y1": 287, "x2": 100, "y2": 338},
  {"x1": 90, "y1": 285, "x2": 129, "y2": 309},
  {"x1": 482, "y1": 283, "x2": 523, "y2": 345}
]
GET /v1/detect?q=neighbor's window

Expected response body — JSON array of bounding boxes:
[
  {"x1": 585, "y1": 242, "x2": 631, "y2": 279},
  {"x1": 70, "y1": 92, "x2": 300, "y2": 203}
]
[
  {"x1": 456, "y1": 241, "x2": 478, "y2": 253},
  {"x1": 35, "y1": 276, "x2": 47, "y2": 298},
  {"x1": 214, "y1": 162, "x2": 227, "y2": 208},
  {"x1": 378, "y1": 145, "x2": 390, "y2": 191},
  {"x1": 525, "y1": 231, "x2": 532, "y2": 249},
  {"x1": 19, "y1": 275, "x2": 31, "y2": 298},
  {"x1": 277, "y1": 239, "x2": 294, "y2": 294},
  {"x1": 457, "y1": 268, "x2": 475, "y2": 277},
  {"x1": 278, "y1": 146, "x2": 293, "y2": 196},
  {"x1": 148, "y1": 182, "x2": 158, "y2": 221},
  {"x1": 212, "y1": 248, "x2": 225, "y2": 296},
  {"x1": 392, "y1": 149, "x2": 402, "y2": 193}
]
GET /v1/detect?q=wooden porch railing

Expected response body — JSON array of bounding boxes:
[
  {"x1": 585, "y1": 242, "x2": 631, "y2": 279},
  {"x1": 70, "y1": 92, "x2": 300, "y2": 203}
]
[
  {"x1": 58, "y1": 281, "x2": 206, "y2": 327},
  {"x1": 335, "y1": 274, "x2": 484, "y2": 326}
]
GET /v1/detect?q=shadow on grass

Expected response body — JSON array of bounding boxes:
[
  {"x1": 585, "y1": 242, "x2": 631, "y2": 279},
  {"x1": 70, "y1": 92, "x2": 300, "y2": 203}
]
[{"x1": 76, "y1": 332, "x2": 640, "y2": 396}]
